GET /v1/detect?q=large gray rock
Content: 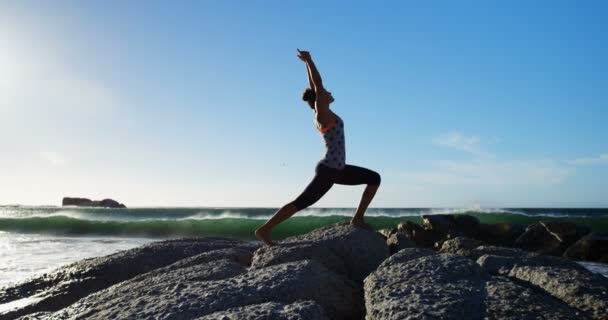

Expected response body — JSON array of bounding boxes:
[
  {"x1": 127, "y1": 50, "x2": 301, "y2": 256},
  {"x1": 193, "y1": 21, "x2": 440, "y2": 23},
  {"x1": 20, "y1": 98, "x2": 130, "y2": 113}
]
[
  {"x1": 484, "y1": 276, "x2": 591, "y2": 320},
  {"x1": 364, "y1": 249, "x2": 486, "y2": 320},
  {"x1": 195, "y1": 301, "x2": 328, "y2": 320},
  {"x1": 0, "y1": 238, "x2": 254, "y2": 319},
  {"x1": 439, "y1": 237, "x2": 484, "y2": 256},
  {"x1": 509, "y1": 265, "x2": 608, "y2": 319},
  {"x1": 515, "y1": 222, "x2": 590, "y2": 256},
  {"x1": 441, "y1": 238, "x2": 588, "y2": 273},
  {"x1": 251, "y1": 222, "x2": 389, "y2": 283},
  {"x1": 47, "y1": 260, "x2": 361, "y2": 320}
]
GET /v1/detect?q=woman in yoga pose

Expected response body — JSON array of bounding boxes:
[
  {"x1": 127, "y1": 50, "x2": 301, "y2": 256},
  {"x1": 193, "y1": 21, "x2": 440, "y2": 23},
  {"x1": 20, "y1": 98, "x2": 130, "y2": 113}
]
[{"x1": 255, "y1": 49, "x2": 381, "y2": 246}]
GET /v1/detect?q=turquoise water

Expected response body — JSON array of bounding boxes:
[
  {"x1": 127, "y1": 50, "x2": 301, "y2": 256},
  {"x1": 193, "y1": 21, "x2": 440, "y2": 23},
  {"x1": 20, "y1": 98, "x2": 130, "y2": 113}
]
[{"x1": 0, "y1": 206, "x2": 606, "y2": 286}]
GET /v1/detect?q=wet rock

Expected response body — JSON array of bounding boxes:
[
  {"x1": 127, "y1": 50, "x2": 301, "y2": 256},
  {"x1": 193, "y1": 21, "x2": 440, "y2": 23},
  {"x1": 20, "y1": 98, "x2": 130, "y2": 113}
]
[
  {"x1": 509, "y1": 265, "x2": 608, "y2": 319},
  {"x1": 0, "y1": 238, "x2": 254, "y2": 319},
  {"x1": 477, "y1": 223, "x2": 525, "y2": 246},
  {"x1": 364, "y1": 250, "x2": 486, "y2": 320},
  {"x1": 563, "y1": 233, "x2": 608, "y2": 262},
  {"x1": 251, "y1": 222, "x2": 389, "y2": 283},
  {"x1": 484, "y1": 276, "x2": 591, "y2": 320},
  {"x1": 49, "y1": 260, "x2": 361, "y2": 320},
  {"x1": 195, "y1": 301, "x2": 328, "y2": 320}
]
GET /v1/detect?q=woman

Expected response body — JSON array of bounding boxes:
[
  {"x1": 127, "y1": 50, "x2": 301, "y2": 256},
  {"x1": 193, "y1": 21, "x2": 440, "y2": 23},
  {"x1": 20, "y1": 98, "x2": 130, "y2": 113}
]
[{"x1": 254, "y1": 49, "x2": 381, "y2": 246}]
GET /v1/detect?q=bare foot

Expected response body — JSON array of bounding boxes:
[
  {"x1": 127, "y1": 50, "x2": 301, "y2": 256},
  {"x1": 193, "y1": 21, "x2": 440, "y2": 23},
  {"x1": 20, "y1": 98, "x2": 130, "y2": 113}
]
[{"x1": 254, "y1": 227, "x2": 276, "y2": 247}]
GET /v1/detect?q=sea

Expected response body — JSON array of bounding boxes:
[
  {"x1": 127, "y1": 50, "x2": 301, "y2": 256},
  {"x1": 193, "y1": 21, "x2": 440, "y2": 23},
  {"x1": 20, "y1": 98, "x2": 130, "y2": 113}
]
[{"x1": 1, "y1": 206, "x2": 607, "y2": 287}]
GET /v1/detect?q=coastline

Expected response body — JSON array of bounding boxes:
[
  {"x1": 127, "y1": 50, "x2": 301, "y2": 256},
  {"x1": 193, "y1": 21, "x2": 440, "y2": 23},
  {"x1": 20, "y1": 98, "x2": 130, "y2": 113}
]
[{"x1": 1, "y1": 216, "x2": 607, "y2": 319}]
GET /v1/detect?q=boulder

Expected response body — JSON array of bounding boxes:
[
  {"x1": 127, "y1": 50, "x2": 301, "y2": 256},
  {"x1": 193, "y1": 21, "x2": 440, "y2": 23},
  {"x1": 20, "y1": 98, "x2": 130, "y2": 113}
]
[
  {"x1": 439, "y1": 237, "x2": 484, "y2": 256},
  {"x1": 195, "y1": 301, "x2": 328, "y2": 320},
  {"x1": 541, "y1": 221, "x2": 591, "y2": 245},
  {"x1": 563, "y1": 233, "x2": 608, "y2": 262},
  {"x1": 251, "y1": 222, "x2": 389, "y2": 283},
  {"x1": 484, "y1": 276, "x2": 591, "y2": 320},
  {"x1": 477, "y1": 223, "x2": 525, "y2": 246},
  {"x1": 515, "y1": 222, "x2": 591, "y2": 256},
  {"x1": 47, "y1": 260, "x2": 362, "y2": 320},
  {"x1": 515, "y1": 223, "x2": 563, "y2": 255},
  {"x1": 364, "y1": 249, "x2": 486, "y2": 320},
  {"x1": 509, "y1": 265, "x2": 608, "y2": 319},
  {"x1": 0, "y1": 238, "x2": 254, "y2": 319},
  {"x1": 386, "y1": 232, "x2": 416, "y2": 254}
]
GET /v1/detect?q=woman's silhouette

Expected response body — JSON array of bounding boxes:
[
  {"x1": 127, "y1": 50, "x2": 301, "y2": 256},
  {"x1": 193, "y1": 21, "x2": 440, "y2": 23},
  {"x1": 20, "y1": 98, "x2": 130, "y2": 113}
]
[{"x1": 255, "y1": 49, "x2": 381, "y2": 246}]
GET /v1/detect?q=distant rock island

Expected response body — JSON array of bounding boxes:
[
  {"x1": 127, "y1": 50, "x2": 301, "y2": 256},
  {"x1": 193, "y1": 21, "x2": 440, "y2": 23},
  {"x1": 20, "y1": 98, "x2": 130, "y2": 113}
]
[{"x1": 62, "y1": 197, "x2": 126, "y2": 208}]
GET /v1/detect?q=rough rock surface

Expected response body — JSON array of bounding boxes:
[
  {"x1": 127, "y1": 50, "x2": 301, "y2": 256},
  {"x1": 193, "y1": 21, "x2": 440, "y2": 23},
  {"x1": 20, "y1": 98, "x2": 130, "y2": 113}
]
[
  {"x1": 195, "y1": 301, "x2": 329, "y2": 320},
  {"x1": 0, "y1": 238, "x2": 254, "y2": 319},
  {"x1": 483, "y1": 276, "x2": 591, "y2": 320},
  {"x1": 4, "y1": 221, "x2": 606, "y2": 320},
  {"x1": 364, "y1": 249, "x2": 486, "y2": 320},
  {"x1": 47, "y1": 260, "x2": 361, "y2": 320},
  {"x1": 509, "y1": 265, "x2": 608, "y2": 319},
  {"x1": 251, "y1": 222, "x2": 389, "y2": 283},
  {"x1": 439, "y1": 237, "x2": 484, "y2": 256}
]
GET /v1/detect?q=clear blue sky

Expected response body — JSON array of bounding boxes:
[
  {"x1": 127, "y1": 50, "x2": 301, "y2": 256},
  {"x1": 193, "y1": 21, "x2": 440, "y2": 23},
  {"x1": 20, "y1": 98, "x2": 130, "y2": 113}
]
[{"x1": 1, "y1": 0, "x2": 606, "y2": 207}]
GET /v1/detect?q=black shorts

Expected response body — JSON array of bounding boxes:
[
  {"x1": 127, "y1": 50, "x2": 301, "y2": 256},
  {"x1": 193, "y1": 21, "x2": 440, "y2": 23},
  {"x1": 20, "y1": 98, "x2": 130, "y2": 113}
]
[{"x1": 292, "y1": 162, "x2": 381, "y2": 210}]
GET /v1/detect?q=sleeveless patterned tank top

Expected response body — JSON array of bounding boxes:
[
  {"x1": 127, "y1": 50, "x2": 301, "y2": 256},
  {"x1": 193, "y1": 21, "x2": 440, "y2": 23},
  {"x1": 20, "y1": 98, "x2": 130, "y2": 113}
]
[{"x1": 316, "y1": 114, "x2": 346, "y2": 169}]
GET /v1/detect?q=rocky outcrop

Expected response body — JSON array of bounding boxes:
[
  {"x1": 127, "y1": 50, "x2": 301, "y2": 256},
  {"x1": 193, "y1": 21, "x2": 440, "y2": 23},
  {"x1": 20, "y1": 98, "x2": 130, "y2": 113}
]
[
  {"x1": 364, "y1": 249, "x2": 486, "y2": 320},
  {"x1": 62, "y1": 197, "x2": 127, "y2": 208},
  {"x1": 0, "y1": 238, "x2": 254, "y2": 319},
  {"x1": 3, "y1": 222, "x2": 606, "y2": 320},
  {"x1": 483, "y1": 276, "x2": 590, "y2": 320},
  {"x1": 47, "y1": 260, "x2": 360, "y2": 320},
  {"x1": 389, "y1": 214, "x2": 604, "y2": 264},
  {"x1": 251, "y1": 222, "x2": 389, "y2": 283},
  {"x1": 509, "y1": 265, "x2": 608, "y2": 319}
]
